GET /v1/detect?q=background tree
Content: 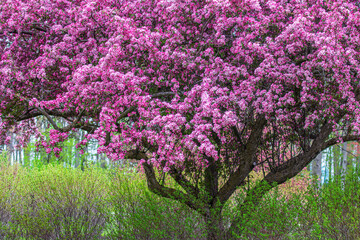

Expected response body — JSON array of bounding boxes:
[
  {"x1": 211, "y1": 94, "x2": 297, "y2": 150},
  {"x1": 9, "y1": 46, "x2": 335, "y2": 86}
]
[
  {"x1": 312, "y1": 153, "x2": 322, "y2": 188},
  {"x1": 1, "y1": 0, "x2": 360, "y2": 239}
]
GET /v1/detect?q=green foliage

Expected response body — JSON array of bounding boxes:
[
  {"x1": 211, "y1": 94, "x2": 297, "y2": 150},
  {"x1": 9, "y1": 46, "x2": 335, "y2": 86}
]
[
  {"x1": 0, "y1": 162, "x2": 207, "y2": 239},
  {"x1": 231, "y1": 181, "x2": 299, "y2": 239},
  {"x1": 1, "y1": 164, "x2": 109, "y2": 239},
  {"x1": 106, "y1": 169, "x2": 207, "y2": 240},
  {"x1": 0, "y1": 159, "x2": 358, "y2": 239},
  {"x1": 233, "y1": 167, "x2": 360, "y2": 239},
  {"x1": 294, "y1": 167, "x2": 360, "y2": 239},
  {"x1": 0, "y1": 162, "x2": 23, "y2": 238}
]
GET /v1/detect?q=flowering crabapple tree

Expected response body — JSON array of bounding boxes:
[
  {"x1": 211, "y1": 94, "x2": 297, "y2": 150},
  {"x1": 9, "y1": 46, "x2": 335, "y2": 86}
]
[{"x1": 1, "y1": 0, "x2": 360, "y2": 238}]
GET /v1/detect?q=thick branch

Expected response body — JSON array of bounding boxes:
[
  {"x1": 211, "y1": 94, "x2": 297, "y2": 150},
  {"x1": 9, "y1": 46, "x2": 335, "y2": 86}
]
[
  {"x1": 264, "y1": 122, "x2": 333, "y2": 186},
  {"x1": 124, "y1": 150, "x2": 205, "y2": 213},
  {"x1": 8, "y1": 30, "x2": 34, "y2": 35},
  {"x1": 217, "y1": 116, "x2": 266, "y2": 204},
  {"x1": 204, "y1": 158, "x2": 219, "y2": 205},
  {"x1": 169, "y1": 167, "x2": 199, "y2": 198},
  {"x1": 324, "y1": 135, "x2": 360, "y2": 149},
  {"x1": 32, "y1": 106, "x2": 61, "y2": 131},
  {"x1": 144, "y1": 163, "x2": 205, "y2": 212},
  {"x1": 151, "y1": 92, "x2": 175, "y2": 98},
  {"x1": 116, "y1": 106, "x2": 136, "y2": 123},
  {"x1": 231, "y1": 126, "x2": 243, "y2": 145},
  {"x1": 13, "y1": 94, "x2": 88, "y2": 132},
  {"x1": 33, "y1": 106, "x2": 85, "y2": 133},
  {"x1": 15, "y1": 108, "x2": 97, "y2": 133},
  {"x1": 60, "y1": 109, "x2": 85, "y2": 132},
  {"x1": 226, "y1": 125, "x2": 330, "y2": 237}
]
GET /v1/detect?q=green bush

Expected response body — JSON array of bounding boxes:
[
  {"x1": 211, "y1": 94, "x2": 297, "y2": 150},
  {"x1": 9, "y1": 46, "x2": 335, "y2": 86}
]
[
  {"x1": 294, "y1": 168, "x2": 360, "y2": 239},
  {"x1": 0, "y1": 158, "x2": 358, "y2": 239},
  {"x1": 4, "y1": 164, "x2": 110, "y2": 239},
  {"x1": 230, "y1": 183, "x2": 300, "y2": 240},
  {"x1": 106, "y1": 169, "x2": 207, "y2": 240},
  {"x1": 0, "y1": 163, "x2": 23, "y2": 238},
  {"x1": 0, "y1": 163, "x2": 208, "y2": 239},
  {"x1": 232, "y1": 168, "x2": 360, "y2": 240}
]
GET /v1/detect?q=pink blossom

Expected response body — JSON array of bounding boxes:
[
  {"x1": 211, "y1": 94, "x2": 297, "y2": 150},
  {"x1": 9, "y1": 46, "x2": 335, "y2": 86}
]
[{"x1": 0, "y1": 0, "x2": 358, "y2": 175}]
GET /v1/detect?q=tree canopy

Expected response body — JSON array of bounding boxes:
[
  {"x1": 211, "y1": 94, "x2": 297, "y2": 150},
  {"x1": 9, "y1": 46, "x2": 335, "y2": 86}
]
[{"x1": 1, "y1": 0, "x2": 360, "y2": 238}]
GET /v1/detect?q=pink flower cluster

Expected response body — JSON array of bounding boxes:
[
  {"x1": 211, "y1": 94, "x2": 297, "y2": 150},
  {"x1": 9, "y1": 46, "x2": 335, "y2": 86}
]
[{"x1": 0, "y1": 0, "x2": 360, "y2": 171}]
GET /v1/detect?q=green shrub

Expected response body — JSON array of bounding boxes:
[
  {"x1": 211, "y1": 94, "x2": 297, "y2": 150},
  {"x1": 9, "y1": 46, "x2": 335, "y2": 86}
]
[
  {"x1": 231, "y1": 168, "x2": 360, "y2": 240},
  {"x1": 107, "y1": 169, "x2": 207, "y2": 240},
  {"x1": 6, "y1": 164, "x2": 110, "y2": 239},
  {"x1": 0, "y1": 162, "x2": 23, "y2": 238},
  {"x1": 295, "y1": 168, "x2": 360, "y2": 239},
  {"x1": 0, "y1": 159, "x2": 358, "y2": 240},
  {"x1": 231, "y1": 183, "x2": 300, "y2": 240}
]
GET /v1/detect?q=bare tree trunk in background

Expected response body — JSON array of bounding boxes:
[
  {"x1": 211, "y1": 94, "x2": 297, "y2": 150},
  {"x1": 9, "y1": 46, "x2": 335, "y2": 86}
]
[
  {"x1": 341, "y1": 142, "x2": 349, "y2": 185},
  {"x1": 74, "y1": 150, "x2": 80, "y2": 168},
  {"x1": 96, "y1": 150, "x2": 99, "y2": 166},
  {"x1": 7, "y1": 132, "x2": 14, "y2": 165},
  {"x1": 18, "y1": 149, "x2": 22, "y2": 165},
  {"x1": 312, "y1": 153, "x2": 322, "y2": 188},
  {"x1": 328, "y1": 149, "x2": 333, "y2": 182},
  {"x1": 100, "y1": 155, "x2": 107, "y2": 169},
  {"x1": 334, "y1": 145, "x2": 341, "y2": 177}
]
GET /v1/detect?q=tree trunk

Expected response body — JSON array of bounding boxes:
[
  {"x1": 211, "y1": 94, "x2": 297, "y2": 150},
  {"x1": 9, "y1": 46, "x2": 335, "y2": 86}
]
[
  {"x1": 8, "y1": 133, "x2": 14, "y2": 165},
  {"x1": 312, "y1": 152, "x2": 322, "y2": 188},
  {"x1": 204, "y1": 206, "x2": 225, "y2": 240},
  {"x1": 341, "y1": 142, "x2": 348, "y2": 185},
  {"x1": 334, "y1": 145, "x2": 341, "y2": 177},
  {"x1": 354, "y1": 143, "x2": 359, "y2": 170},
  {"x1": 18, "y1": 148, "x2": 22, "y2": 165},
  {"x1": 328, "y1": 148, "x2": 333, "y2": 182}
]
